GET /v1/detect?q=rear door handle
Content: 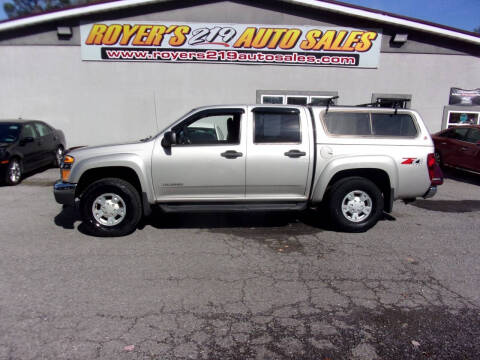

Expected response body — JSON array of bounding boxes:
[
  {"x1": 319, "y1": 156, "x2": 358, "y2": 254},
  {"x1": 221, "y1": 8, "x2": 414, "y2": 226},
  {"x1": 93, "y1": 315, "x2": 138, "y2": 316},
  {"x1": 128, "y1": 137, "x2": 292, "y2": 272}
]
[
  {"x1": 221, "y1": 150, "x2": 243, "y2": 159},
  {"x1": 460, "y1": 147, "x2": 468, "y2": 151},
  {"x1": 284, "y1": 149, "x2": 306, "y2": 158}
]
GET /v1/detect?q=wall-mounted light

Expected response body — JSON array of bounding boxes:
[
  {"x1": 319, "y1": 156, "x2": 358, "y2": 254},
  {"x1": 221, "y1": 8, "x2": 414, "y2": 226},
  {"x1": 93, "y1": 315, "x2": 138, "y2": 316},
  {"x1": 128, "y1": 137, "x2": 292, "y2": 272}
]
[
  {"x1": 57, "y1": 26, "x2": 72, "y2": 39},
  {"x1": 392, "y1": 33, "x2": 408, "y2": 44}
]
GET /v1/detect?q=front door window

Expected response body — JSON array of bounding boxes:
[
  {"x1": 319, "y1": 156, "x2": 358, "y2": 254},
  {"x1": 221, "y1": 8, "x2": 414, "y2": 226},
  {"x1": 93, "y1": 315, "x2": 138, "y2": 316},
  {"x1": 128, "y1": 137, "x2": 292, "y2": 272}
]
[{"x1": 175, "y1": 113, "x2": 240, "y2": 145}]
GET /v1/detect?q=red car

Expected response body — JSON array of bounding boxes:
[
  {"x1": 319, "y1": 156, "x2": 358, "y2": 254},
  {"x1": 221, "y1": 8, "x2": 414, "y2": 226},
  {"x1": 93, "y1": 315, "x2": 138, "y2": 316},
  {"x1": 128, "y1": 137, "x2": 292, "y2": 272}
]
[{"x1": 432, "y1": 125, "x2": 480, "y2": 174}]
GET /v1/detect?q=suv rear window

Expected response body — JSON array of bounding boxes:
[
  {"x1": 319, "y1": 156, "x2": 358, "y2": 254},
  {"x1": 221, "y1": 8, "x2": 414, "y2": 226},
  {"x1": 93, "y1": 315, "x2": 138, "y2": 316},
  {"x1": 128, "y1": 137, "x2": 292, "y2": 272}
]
[
  {"x1": 323, "y1": 112, "x2": 418, "y2": 137},
  {"x1": 324, "y1": 112, "x2": 370, "y2": 135},
  {"x1": 371, "y1": 114, "x2": 417, "y2": 137}
]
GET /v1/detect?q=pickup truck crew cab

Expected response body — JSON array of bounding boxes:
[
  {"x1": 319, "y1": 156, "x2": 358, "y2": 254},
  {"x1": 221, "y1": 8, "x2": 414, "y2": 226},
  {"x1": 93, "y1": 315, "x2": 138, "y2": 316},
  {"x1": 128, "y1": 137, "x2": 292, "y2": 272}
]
[{"x1": 54, "y1": 105, "x2": 442, "y2": 236}]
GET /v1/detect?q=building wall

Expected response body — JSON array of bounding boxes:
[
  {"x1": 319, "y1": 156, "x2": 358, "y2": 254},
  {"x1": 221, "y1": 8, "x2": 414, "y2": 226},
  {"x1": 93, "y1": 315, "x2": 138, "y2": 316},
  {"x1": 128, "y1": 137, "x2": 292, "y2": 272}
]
[{"x1": 0, "y1": 0, "x2": 479, "y2": 146}]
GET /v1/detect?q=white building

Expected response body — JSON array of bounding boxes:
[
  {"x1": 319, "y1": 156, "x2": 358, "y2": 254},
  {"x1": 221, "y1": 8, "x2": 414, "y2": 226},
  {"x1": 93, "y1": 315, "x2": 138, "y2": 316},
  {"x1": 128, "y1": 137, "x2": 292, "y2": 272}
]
[{"x1": 0, "y1": 0, "x2": 479, "y2": 146}]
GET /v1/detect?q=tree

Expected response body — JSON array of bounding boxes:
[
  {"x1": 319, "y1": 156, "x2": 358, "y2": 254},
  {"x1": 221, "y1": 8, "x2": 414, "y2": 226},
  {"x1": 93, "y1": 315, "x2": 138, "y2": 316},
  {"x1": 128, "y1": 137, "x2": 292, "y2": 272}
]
[{"x1": 3, "y1": 0, "x2": 99, "y2": 19}]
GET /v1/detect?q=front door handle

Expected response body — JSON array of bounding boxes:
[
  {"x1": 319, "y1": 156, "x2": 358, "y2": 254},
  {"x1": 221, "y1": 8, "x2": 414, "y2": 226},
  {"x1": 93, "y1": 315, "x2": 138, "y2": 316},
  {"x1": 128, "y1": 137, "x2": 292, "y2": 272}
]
[
  {"x1": 460, "y1": 147, "x2": 468, "y2": 152},
  {"x1": 221, "y1": 150, "x2": 243, "y2": 159},
  {"x1": 284, "y1": 149, "x2": 306, "y2": 158}
]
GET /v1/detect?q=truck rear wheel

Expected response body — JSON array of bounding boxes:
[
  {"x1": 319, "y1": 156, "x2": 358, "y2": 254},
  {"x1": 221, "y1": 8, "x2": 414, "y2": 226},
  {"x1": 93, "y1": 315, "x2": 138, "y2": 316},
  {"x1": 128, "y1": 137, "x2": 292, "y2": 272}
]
[
  {"x1": 327, "y1": 176, "x2": 384, "y2": 233},
  {"x1": 80, "y1": 178, "x2": 142, "y2": 237}
]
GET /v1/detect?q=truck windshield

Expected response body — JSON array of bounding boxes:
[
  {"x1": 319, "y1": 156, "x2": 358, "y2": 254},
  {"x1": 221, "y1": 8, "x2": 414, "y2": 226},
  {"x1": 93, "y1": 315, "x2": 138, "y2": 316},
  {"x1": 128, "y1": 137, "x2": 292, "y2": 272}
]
[{"x1": 0, "y1": 123, "x2": 21, "y2": 143}]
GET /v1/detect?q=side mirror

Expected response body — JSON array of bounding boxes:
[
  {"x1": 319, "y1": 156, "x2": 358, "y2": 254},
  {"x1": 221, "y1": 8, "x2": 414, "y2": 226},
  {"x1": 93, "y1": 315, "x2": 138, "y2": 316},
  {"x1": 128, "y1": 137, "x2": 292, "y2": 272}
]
[
  {"x1": 20, "y1": 137, "x2": 34, "y2": 146},
  {"x1": 161, "y1": 131, "x2": 176, "y2": 148}
]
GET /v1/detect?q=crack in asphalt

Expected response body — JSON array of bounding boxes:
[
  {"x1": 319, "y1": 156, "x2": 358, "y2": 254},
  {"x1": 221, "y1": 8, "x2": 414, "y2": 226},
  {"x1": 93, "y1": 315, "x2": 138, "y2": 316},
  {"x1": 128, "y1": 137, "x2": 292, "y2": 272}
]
[
  {"x1": 1, "y1": 170, "x2": 480, "y2": 359},
  {"x1": 1, "y1": 229, "x2": 478, "y2": 360}
]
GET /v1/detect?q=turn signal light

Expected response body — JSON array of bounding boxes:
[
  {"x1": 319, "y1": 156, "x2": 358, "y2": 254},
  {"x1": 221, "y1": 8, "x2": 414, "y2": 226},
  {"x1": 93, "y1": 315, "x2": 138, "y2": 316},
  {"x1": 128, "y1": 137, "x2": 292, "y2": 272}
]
[
  {"x1": 61, "y1": 169, "x2": 71, "y2": 181},
  {"x1": 63, "y1": 155, "x2": 74, "y2": 164},
  {"x1": 61, "y1": 155, "x2": 74, "y2": 181}
]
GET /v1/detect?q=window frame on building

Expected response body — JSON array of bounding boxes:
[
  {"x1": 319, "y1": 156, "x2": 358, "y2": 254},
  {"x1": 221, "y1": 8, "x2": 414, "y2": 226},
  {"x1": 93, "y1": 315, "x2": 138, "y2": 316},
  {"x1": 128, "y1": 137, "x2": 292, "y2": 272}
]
[
  {"x1": 445, "y1": 110, "x2": 480, "y2": 128},
  {"x1": 257, "y1": 90, "x2": 338, "y2": 106},
  {"x1": 441, "y1": 105, "x2": 480, "y2": 130}
]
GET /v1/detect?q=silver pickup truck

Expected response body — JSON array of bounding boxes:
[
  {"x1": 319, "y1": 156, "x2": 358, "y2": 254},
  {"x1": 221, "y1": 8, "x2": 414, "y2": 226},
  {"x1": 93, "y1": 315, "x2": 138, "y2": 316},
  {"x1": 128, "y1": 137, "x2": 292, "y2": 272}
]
[{"x1": 53, "y1": 105, "x2": 443, "y2": 236}]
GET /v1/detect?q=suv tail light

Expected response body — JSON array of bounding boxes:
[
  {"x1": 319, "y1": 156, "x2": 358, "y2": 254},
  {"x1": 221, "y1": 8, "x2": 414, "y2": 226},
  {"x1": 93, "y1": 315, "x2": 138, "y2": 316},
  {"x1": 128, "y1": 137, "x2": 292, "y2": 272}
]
[{"x1": 427, "y1": 153, "x2": 443, "y2": 186}]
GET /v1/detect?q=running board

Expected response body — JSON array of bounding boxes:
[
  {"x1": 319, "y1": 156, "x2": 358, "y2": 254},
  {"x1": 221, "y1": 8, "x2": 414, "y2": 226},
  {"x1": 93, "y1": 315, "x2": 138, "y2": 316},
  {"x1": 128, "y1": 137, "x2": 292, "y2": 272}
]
[{"x1": 158, "y1": 202, "x2": 308, "y2": 213}]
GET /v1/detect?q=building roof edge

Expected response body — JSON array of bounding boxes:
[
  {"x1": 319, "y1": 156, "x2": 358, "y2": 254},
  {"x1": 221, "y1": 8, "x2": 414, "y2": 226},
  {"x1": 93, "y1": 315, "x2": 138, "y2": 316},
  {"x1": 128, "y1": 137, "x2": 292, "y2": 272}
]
[{"x1": 0, "y1": 0, "x2": 479, "y2": 45}]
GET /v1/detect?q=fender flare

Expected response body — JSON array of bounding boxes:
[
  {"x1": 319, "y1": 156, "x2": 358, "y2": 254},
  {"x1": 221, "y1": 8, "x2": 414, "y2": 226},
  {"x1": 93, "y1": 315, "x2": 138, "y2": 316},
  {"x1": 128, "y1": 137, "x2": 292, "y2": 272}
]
[
  {"x1": 311, "y1": 155, "x2": 399, "y2": 202},
  {"x1": 71, "y1": 153, "x2": 155, "y2": 206}
]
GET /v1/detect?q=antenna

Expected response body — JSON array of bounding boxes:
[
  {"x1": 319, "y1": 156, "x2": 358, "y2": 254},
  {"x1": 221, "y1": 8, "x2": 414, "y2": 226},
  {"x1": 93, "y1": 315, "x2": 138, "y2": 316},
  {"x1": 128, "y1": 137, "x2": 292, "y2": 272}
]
[{"x1": 153, "y1": 92, "x2": 159, "y2": 133}]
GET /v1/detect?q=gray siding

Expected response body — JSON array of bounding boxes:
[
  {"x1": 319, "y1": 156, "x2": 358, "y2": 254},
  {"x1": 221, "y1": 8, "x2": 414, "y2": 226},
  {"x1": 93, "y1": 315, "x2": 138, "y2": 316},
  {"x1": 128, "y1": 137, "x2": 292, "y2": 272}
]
[
  {"x1": 1, "y1": 45, "x2": 479, "y2": 146},
  {"x1": 0, "y1": 0, "x2": 479, "y2": 146}
]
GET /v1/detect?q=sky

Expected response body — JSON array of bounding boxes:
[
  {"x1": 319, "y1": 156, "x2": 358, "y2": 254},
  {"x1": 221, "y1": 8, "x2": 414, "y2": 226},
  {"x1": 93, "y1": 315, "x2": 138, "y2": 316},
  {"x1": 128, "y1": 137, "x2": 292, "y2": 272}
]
[{"x1": 0, "y1": 0, "x2": 479, "y2": 32}]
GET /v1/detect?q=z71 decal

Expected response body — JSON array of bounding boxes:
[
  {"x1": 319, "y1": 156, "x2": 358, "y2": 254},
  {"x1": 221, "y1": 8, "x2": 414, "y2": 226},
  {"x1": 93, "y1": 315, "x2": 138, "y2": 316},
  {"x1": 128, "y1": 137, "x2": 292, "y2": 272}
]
[{"x1": 401, "y1": 158, "x2": 422, "y2": 165}]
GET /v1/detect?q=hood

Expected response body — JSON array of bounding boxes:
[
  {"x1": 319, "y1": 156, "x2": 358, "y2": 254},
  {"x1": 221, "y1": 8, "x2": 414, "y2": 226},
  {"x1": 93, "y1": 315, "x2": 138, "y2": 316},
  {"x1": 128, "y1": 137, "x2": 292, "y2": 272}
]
[
  {"x1": 0, "y1": 142, "x2": 13, "y2": 151},
  {"x1": 68, "y1": 138, "x2": 156, "y2": 162}
]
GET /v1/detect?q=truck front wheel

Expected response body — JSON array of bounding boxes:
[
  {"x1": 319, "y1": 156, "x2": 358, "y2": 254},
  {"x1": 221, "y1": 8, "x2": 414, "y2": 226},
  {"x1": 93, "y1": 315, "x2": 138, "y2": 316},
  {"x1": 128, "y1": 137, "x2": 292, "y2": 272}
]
[
  {"x1": 327, "y1": 176, "x2": 384, "y2": 233},
  {"x1": 80, "y1": 178, "x2": 142, "y2": 237}
]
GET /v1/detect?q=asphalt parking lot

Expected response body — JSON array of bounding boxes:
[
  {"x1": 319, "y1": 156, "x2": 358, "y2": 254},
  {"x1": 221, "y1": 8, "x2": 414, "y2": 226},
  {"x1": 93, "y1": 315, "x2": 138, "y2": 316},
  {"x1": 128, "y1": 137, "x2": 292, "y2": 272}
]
[{"x1": 1, "y1": 168, "x2": 480, "y2": 360}]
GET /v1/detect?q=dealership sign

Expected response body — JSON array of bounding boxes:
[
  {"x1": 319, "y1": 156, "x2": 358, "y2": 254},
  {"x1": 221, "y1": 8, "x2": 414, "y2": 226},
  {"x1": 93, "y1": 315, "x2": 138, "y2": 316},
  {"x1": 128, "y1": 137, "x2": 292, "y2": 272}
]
[
  {"x1": 80, "y1": 22, "x2": 382, "y2": 68},
  {"x1": 449, "y1": 88, "x2": 480, "y2": 106}
]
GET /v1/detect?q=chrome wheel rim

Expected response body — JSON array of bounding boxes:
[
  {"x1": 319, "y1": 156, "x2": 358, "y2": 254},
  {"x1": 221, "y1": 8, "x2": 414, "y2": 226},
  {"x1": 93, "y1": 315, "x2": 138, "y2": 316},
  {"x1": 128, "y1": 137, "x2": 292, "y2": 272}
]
[
  {"x1": 92, "y1": 193, "x2": 127, "y2": 227},
  {"x1": 9, "y1": 160, "x2": 21, "y2": 183},
  {"x1": 56, "y1": 147, "x2": 64, "y2": 165},
  {"x1": 341, "y1": 190, "x2": 372, "y2": 223}
]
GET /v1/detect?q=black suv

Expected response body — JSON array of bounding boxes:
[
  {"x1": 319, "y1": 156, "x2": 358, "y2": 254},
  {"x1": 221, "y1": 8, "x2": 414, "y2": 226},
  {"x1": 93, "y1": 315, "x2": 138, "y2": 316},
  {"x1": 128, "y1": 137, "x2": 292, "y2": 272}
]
[{"x1": 0, "y1": 120, "x2": 66, "y2": 185}]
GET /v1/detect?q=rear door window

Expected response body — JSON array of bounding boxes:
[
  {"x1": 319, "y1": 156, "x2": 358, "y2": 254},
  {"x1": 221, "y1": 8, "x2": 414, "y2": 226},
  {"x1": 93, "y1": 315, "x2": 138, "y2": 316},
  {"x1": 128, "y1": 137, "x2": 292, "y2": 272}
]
[
  {"x1": 254, "y1": 111, "x2": 301, "y2": 143},
  {"x1": 324, "y1": 112, "x2": 371, "y2": 135},
  {"x1": 447, "y1": 128, "x2": 469, "y2": 140},
  {"x1": 371, "y1": 113, "x2": 417, "y2": 137}
]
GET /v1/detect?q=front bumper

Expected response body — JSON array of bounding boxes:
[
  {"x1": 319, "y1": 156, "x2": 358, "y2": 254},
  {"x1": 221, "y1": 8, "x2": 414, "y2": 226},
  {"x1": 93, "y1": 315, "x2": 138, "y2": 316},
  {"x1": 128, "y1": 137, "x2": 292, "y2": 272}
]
[
  {"x1": 423, "y1": 186, "x2": 437, "y2": 199},
  {"x1": 53, "y1": 180, "x2": 77, "y2": 205}
]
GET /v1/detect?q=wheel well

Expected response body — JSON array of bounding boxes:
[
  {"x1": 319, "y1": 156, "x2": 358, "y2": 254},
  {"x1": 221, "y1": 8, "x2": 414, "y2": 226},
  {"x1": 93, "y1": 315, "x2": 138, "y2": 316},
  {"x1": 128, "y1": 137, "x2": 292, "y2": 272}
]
[
  {"x1": 9, "y1": 155, "x2": 22, "y2": 167},
  {"x1": 326, "y1": 169, "x2": 392, "y2": 212},
  {"x1": 76, "y1": 167, "x2": 142, "y2": 198}
]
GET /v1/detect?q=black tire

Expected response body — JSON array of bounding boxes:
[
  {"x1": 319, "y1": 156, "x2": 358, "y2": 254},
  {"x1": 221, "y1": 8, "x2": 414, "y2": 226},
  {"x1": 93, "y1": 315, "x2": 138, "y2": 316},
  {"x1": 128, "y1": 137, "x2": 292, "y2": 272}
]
[
  {"x1": 80, "y1": 178, "x2": 142, "y2": 237},
  {"x1": 4, "y1": 158, "x2": 22, "y2": 186},
  {"x1": 53, "y1": 146, "x2": 64, "y2": 167},
  {"x1": 327, "y1": 176, "x2": 384, "y2": 233}
]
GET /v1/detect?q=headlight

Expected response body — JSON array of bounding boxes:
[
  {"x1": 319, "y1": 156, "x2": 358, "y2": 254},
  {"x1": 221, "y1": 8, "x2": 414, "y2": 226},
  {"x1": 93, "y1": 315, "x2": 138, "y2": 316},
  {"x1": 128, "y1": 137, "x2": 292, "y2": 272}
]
[{"x1": 61, "y1": 155, "x2": 74, "y2": 181}]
